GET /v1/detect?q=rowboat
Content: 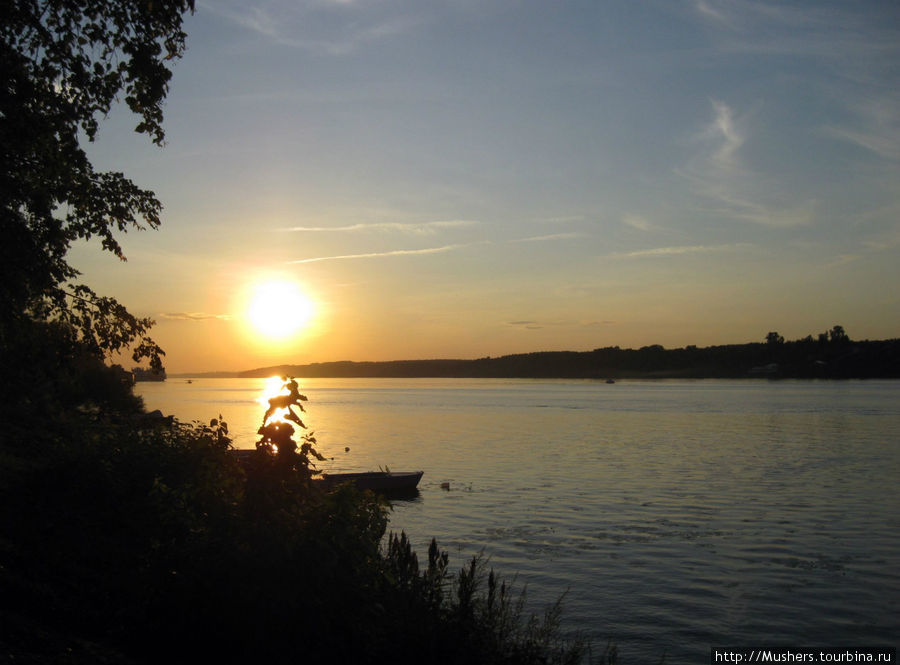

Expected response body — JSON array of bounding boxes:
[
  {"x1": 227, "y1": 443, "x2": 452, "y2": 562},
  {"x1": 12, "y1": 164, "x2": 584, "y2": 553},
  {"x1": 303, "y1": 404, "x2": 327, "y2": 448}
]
[
  {"x1": 321, "y1": 470, "x2": 424, "y2": 496},
  {"x1": 229, "y1": 450, "x2": 423, "y2": 496}
]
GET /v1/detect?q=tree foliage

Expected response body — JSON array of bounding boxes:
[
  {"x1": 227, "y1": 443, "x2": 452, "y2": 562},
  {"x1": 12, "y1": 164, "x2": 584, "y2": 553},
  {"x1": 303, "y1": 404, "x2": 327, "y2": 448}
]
[
  {"x1": 0, "y1": 4, "x2": 598, "y2": 662},
  {"x1": 0, "y1": 0, "x2": 194, "y2": 373},
  {"x1": 1, "y1": 376, "x2": 592, "y2": 664},
  {"x1": 243, "y1": 327, "x2": 900, "y2": 380}
]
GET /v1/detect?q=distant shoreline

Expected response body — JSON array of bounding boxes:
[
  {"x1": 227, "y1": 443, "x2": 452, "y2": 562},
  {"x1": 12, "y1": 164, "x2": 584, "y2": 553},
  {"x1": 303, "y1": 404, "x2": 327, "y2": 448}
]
[{"x1": 170, "y1": 336, "x2": 900, "y2": 380}]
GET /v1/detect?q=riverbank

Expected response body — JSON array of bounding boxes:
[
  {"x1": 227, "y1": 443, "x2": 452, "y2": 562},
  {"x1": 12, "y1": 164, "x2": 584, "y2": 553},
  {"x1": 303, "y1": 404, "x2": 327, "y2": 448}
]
[{"x1": 171, "y1": 335, "x2": 900, "y2": 380}]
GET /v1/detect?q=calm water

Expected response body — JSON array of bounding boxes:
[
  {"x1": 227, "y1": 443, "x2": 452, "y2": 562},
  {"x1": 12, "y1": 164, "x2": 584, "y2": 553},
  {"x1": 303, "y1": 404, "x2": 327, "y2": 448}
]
[{"x1": 137, "y1": 378, "x2": 900, "y2": 663}]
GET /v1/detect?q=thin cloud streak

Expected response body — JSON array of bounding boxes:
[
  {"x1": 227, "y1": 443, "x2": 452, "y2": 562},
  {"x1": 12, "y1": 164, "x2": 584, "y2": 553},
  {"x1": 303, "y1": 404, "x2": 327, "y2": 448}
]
[
  {"x1": 160, "y1": 312, "x2": 232, "y2": 321},
  {"x1": 511, "y1": 233, "x2": 585, "y2": 243},
  {"x1": 285, "y1": 242, "x2": 482, "y2": 265},
  {"x1": 535, "y1": 215, "x2": 586, "y2": 225},
  {"x1": 280, "y1": 220, "x2": 477, "y2": 235},
  {"x1": 694, "y1": 0, "x2": 730, "y2": 25},
  {"x1": 610, "y1": 244, "x2": 749, "y2": 259},
  {"x1": 506, "y1": 320, "x2": 543, "y2": 330},
  {"x1": 622, "y1": 214, "x2": 663, "y2": 233},
  {"x1": 200, "y1": 1, "x2": 421, "y2": 56},
  {"x1": 506, "y1": 318, "x2": 616, "y2": 330},
  {"x1": 823, "y1": 93, "x2": 900, "y2": 162},
  {"x1": 692, "y1": 0, "x2": 900, "y2": 61}
]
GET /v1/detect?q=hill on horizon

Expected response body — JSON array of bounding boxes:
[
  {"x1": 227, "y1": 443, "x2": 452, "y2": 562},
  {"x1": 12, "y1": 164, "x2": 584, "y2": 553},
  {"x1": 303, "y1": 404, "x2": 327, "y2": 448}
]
[{"x1": 214, "y1": 330, "x2": 900, "y2": 380}]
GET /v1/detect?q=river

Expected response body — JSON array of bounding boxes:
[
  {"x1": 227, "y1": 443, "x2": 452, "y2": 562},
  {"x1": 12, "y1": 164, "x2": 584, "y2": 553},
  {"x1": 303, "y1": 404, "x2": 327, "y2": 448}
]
[{"x1": 136, "y1": 377, "x2": 900, "y2": 663}]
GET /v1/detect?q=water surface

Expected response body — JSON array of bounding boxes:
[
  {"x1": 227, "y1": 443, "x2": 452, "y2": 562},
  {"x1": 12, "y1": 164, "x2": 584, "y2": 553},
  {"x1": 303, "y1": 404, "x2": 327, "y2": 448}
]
[{"x1": 138, "y1": 378, "x2": 900, "y2": 663}]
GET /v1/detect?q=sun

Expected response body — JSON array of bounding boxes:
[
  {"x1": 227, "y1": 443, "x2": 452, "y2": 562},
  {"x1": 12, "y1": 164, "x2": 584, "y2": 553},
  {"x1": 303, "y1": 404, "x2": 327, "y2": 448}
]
[{"x1": 247, "y1": 281, "x2": 314, "y2": 339}]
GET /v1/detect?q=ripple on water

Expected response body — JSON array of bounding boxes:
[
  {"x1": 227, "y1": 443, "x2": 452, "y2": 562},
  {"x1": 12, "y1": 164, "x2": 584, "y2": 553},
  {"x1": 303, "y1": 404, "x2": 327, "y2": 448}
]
[{"x1": 138, "y1": 378, "x2": 900, "y2": 663}]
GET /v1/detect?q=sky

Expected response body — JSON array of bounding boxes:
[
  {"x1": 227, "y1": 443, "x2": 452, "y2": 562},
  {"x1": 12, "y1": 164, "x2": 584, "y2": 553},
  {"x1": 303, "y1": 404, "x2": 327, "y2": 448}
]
[{"x1": 72, "y1": 0, "x2": 900, "y2": 373}]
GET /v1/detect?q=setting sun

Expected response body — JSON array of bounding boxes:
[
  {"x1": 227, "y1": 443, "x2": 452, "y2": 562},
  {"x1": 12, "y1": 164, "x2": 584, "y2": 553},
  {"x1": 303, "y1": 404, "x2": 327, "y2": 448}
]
[{"x1": 247, "y1": 281, "x2": 314, "y2": 339}]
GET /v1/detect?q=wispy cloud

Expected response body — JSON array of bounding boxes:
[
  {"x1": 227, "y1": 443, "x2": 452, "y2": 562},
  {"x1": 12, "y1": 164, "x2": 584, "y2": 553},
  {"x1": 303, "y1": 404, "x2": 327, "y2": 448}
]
[
  {"x1": 679, "y1": 100, "x2": 815, "y2": 228},
  {"x1": 285, "y1": 242, "x2": 482, "y2": 264},
  {"x1": 706, "y1": 100, "x2": 744, "y2": 168},
  {"x1": 823, "y1": 93, "x2": 900, "y2": 162},
  {"x1": 200, "y1": 1, "x2": 422, "y2": 55},
  {"x1": 684, "y1": 99, "x2": 748, "y2": 180},
  {"x1": 694, "y1": 0, "x2": 730, "y2": 25},
  {"x1": 857, "y1": 217, "x2": 900, "y2": 254},
  {"x1": 690, "y1": 0, "x2": 900, "y2": 182},
  {"x1": 506, "y1": 320, "x2": 543, "y2": 330},
  {"x1": 825, "y1": 253, "x2": 862, "y2": 268},
  {"x1": 610, "y1": 243, "x2": 749, "y2": 259},
  {"x1": 693, "y1": 0, "x2": 807, "y2": 33},
  {"x1": 505, "y1": 319, "x2": 616, "y2": 330},
  {"x1": 160, "y1": 312, "x2": 232, "y2": 321},
  {"x1": 280, "y1": 220, "x2": 477, "y2": 235},
  {"x1": 693, "y1": 0, "x2": 900, "y2": 79},
  {"x1": 622, "y1": 214, "x2": 662, "y2": 233},
  {"x1": 511, "y1": 232, "x2": 585, "y2": 243},
  {"x1": 534, "y1": 215, "x2": 586, "y2": 225}
]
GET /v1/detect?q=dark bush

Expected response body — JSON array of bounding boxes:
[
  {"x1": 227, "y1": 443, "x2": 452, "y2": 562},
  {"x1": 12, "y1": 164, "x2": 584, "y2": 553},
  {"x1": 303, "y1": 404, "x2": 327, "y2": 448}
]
[{"x1": 1, "y1": 386, "x2": 592, "y2": 664}]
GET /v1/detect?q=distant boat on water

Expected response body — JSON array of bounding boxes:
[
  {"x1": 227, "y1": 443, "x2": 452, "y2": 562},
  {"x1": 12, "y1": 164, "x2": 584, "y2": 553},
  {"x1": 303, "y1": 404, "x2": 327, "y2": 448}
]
[{"x1": 132, "y1": 367, "x2": 167, "y2": 382}]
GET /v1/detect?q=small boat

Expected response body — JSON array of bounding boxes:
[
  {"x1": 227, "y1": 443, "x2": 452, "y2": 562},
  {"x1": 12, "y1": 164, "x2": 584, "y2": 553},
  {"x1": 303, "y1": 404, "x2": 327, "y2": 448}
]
[
  {"x1": 321, "y1": 470, "x2": 424, "y2": 497},
  {"x1": 229, "y1": 450, "x2": 423, "y2": 496}
]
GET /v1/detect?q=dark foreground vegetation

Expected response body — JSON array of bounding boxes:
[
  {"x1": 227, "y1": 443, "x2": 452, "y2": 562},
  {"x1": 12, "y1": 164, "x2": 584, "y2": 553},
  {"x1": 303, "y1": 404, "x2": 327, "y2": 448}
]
[
  {"x1": 1, "y1": 338, "x2": 598, "y2": 664},
  {"x1": 0, "y1": 3, "x2": 600, "y2": 662},
  {"x1": 240, "y1": 327, "x2": 900, "y2": 380}
]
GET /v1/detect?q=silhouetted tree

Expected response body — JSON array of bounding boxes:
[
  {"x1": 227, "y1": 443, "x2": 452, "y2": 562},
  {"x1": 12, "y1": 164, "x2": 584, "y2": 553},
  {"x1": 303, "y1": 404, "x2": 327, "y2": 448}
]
[
  {"x1": 766, "y1": 331, "x2": 784, "y2": 346},
  {"x1": 829, "y1": 325, "x2": 849, "y2": 344},
  {"x1": 1, "y1": 0, "x2": 194, "y2": 376},
  {"x1": 256, "y1": 377, "x2": 326, "y2": 477}
]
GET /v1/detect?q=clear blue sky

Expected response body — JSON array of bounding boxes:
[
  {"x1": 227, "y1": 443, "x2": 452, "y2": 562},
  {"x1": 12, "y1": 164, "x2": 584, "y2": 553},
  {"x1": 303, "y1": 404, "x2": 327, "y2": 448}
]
[{"x1": 74, "y1": 0, "x2": 900, "y2": 372}]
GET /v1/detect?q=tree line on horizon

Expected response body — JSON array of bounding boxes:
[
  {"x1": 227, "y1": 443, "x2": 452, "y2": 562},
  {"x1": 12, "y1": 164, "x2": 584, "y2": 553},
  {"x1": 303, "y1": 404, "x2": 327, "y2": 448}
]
[{"x1": 237, "y1": 327, "x2": 900, "y2": 380}]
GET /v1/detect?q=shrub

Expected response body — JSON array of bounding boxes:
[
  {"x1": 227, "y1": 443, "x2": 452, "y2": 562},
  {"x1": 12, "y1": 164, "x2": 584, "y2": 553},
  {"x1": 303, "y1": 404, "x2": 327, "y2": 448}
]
[{"x1": 1, "y1": 381, "x2": 595, "y2": 664}]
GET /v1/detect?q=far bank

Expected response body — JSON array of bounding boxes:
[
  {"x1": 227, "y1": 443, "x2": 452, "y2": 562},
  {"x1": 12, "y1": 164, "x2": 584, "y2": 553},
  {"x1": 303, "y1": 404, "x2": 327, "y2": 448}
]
[{"x1": 173, "y1": 331, "x2": 900, "y2": 380}]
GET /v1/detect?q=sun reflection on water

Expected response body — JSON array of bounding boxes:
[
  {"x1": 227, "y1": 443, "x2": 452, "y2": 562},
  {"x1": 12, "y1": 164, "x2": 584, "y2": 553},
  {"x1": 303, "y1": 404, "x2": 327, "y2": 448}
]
[{"x1": 257, "y1": 376, "x2": 293, "y2": 424}]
